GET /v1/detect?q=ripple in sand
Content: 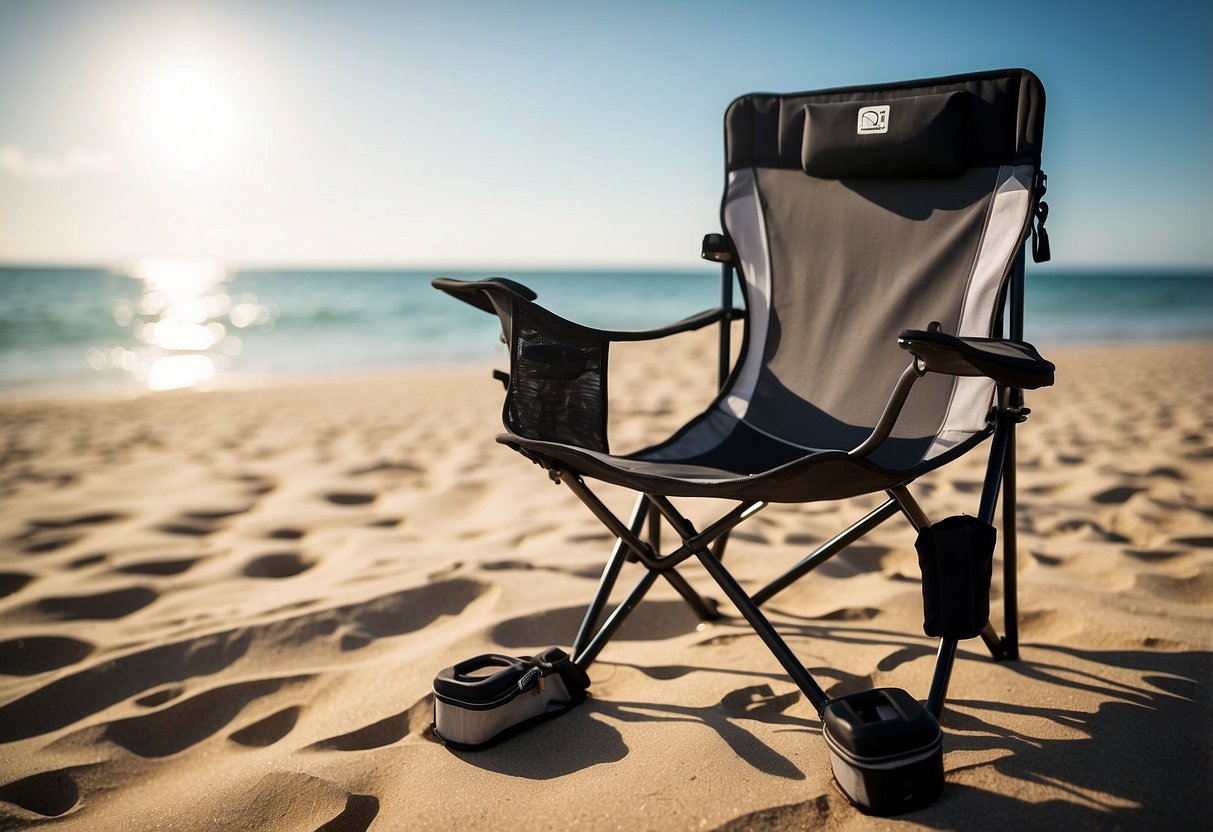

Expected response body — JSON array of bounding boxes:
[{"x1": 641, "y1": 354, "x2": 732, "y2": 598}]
[
  {"x1": 243, "y1": 552, "x2": 313, "y2": 579},
  {"x1": 100, "y1": 676, "x2": 310, "y2": 757},
  {"x1": 1123, "y1": 548, "x2": 1183, "y2": 562},
  {"x1": 135, "y1": 686, "x2": 184, "y2": 707},
  {"x1": 310, "y1": 709, "x2": 410, "y2": 751},
  {"x1": 0, "y1": 769, "x2": 81, "y2": 818},
  {"x1": 1093, "y1": 485, "x2": 1146, "y2": 505},
  {"x1": 492, "y1": 600, "x2": 702, "y2": 648},
  {"x1": 1133, "y1": 568, "x2": 1213, "y2": 605},
  {"x1": 325, "y1": 492, "x2": 376, "y2": 506},
  {"x1": 33, "y1": 587, "x2": 157, "y2": 620},
  {"x1": 1172, "y1": 536, "x2": 1213, "y2": 549},
  {"x1": 22, "y1": 535, "x2": 80, "y2": 554},
  {"x1": 811, "y1": 606, "x2": 880, "y2": 621},
  {"x1": 0, "y1": 571, "x2": 34, "y2": 597},
  {"x1": 229, "y1": 705, "x2": 301, "y2": 747},
  {"x1": 116, "y1": 557, "x2": 201, "y2": 576},
  {"x1": 0, "y1": 636, "x2": 94, "y2": 676}
]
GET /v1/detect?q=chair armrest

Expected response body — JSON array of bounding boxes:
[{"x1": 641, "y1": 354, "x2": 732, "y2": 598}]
[
  {"x1": 431, "y1": 276, "x2": 741, "y2": 342},
  {"x1": 432, "y1": 276, "x2": 536, "y2": 315},
  {"x1": 612, "y1": 306, "x2": 743, "y2": 341},
  {"x1": 898, "y1": 330, "x2": 1055, "y2": 390}
]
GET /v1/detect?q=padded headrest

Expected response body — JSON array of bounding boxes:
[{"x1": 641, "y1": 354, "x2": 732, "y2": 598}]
[
  {"x1": 802, "y1": 92, "x2": 967, "y2": 179},
  {"x1": 724, "y1": 69, "x2": 1045, "y2": 174}
]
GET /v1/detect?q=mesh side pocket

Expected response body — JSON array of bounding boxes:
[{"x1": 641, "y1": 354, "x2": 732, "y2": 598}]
[{"x1": 507, "y1": 303, "x2": 608, "y2": 452}]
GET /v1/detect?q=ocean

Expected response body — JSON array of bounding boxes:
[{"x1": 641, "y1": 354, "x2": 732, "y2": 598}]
[{"x1": 1, "y1": 263, "x2": 1210, "y2": 397}]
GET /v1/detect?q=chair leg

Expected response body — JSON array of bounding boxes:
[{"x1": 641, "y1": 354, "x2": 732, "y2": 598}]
[
  {"x1": 650, "y1": 494, "x2": 831, "y2": 711},
  {"x1": 926, "y1": 638, "x2": 959, "y2": 717},
  {"x1": 573, "y1": 494, "x2": 648, "y2": 657},
  {"x1": 976, "y1": 414, "x2": 1014, "y2": 662},
  {"x1": 573, "y1": 570, "x2": 659, "y2": 669},
  {"x1": 753, "y1": 497, "x2": 900, "y2": 606},
  {"x1": 1001, "y1": 423, "x2": 1020, "y2": 660},
  {"x1": 646, "y1": 497, "x2": 720, "y2": 621}
]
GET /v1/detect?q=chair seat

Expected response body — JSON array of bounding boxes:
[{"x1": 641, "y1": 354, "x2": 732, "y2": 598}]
[{"x1": 499, "y1": 420, "x2": 991, "y2": 502}]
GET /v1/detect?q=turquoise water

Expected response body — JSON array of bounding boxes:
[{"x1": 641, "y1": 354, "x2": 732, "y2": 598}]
[{"x1": 0, "y1": 264, "x2": 1210, "y2": 396}]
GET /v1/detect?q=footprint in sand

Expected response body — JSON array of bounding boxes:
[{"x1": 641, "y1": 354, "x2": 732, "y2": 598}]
[
  {"x1": 156, "y1": 505, "x2": 253, "y2": 537},
  {"x1": 0, "y1": 572, "x2": 34, "y2": 597},
  {"x1": 1092, "y1": 485, "x2": 1146, "y2": 505},
  {"x1": 116, "y1": 557, "x2": 201, "y2": 576},
  {"x1": 99, "y1": 676, "x2": 310, "y2": 757},
  {"x1": 21, "y1": 535, "x2": 80, "y2": 554},
  {"x1": 135, "y1": 686, "x2": 184, "y2": 707},
  {"x1": 0, "y1": 636, "x2": 94, "y2": 676},
  {"x1": 347, "y1": 460, "x2": 422, "y2": 477},
  {"x1": 811, "y1": 607, "x2": 880, "y2": 621},
  {"x1": 69, "y1": 553, "x2": 107, "y2": 569},
  {"x1": 33, "y1": 587, "x2": 157, "y2": 620},
  {"x1": 309, "y1": 695, "x2": 433, "y2": 751},
  {"x1": 1029, "y1": 550, "x2": 1064, "y2": 566},
  {"x1": 16, "y1": 513, "x2": 128, "y2": 555},
  {"x1": 1172, "y1": 536, "x2": 1213, "y2": 549},
  {"x1": 243, "y1": 552, "x2": 314, "y2": 579},
  {"x1": 228, "y1": 705, "x2": 301, "y2": 747},
  {"x1": 1122, "y1": 548, "x2": 1183, "y2": 562},
  {"x1": 491, "y1": 600, "x2": 703, "y2": 649},
  {"x1": 325, "y1": 492, "x2": 377, "y2": 506},
  {"x1": 0, "y1": 768, "x2": 81, "y2": 818},
  {"x1": 337, "y1": 578, "x2": 491, "y2": 650}
]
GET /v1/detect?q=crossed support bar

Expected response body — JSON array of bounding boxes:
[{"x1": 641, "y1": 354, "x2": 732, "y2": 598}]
[{"x1": 559, "y1": 409, "x2": 1022, "y2": 719}]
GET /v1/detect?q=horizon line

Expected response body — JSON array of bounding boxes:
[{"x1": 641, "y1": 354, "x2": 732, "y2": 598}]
[{"x1": 1, "y1": 258, "x2": 1212, "y2": 274}]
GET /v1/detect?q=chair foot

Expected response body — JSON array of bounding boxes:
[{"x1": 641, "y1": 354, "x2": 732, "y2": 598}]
[{"x1": 979, "y1": 622, "x2": 1020, "y2": 662}]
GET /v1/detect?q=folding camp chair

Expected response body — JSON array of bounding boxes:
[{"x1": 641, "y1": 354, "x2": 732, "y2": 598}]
[{"x1": 432, "y1": 68, "x2": 1053, "y2": 812}]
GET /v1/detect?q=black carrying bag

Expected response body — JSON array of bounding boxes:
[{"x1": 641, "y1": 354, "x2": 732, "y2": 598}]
[
  {"x1": 432, "y1": 647, "x2": 590, "y2": 750},
  {"x1": 916, "y1": 515, "x2": 996, "y2": 639}
]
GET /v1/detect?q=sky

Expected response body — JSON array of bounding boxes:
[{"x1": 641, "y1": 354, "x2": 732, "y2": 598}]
[{"x1": 0, "y1": 0, "x2": 1210, "y2": 270}]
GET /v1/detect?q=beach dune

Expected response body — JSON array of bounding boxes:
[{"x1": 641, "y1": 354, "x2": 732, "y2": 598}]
[{"x1": 0, "y1": 332, "x2": 1210, "y2": 830}]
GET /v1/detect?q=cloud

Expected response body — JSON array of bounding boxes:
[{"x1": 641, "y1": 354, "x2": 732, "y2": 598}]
[{"x1": 0, "y1": 144, "x2": 117, "y2": 179}]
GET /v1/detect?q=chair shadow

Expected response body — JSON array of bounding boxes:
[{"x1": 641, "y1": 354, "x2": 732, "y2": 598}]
[
  {"x1": 455, "y1": 620, "x2": 1211, "y2": 829},
  {"x1": 912, "y1": 643, "x2": 1212, "y2": 830},
  {"x1": 449, "y1": 665, "x2": 822, "y2": 782}
]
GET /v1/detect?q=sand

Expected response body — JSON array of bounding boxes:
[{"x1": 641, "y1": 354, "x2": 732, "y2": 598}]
[{"x1": 0, "y1": 331, "x2": 1210, "y2": 830}]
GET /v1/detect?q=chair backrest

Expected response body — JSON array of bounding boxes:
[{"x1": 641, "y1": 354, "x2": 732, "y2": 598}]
[{"x1": 719, "y1": 69, "x2": 1045, "y2": 468}]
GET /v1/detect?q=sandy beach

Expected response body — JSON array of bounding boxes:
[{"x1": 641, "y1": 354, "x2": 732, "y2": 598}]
[{"x1": 0, "y1": 331, "x2": 1210, "y2": 830}]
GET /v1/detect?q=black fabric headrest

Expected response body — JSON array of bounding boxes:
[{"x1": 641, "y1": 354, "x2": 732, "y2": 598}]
[{"x1": 802, "y1": 91, "x2": 968, "y2": 179}]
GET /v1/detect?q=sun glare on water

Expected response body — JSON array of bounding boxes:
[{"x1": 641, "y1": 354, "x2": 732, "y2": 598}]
[
  {"x1": 87, "y1": 259, "x2": 274, "y2": 392},
  {"x1": 141, "y1": 62, "x2": 238, "y2": 174}
]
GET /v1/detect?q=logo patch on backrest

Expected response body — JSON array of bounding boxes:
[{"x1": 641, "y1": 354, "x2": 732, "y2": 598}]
[{"x1": 857, "y1": 105, "x2": 890, "y2": 135}]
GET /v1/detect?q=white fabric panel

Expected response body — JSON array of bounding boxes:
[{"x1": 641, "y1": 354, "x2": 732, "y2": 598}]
[
  {"x1": 957, "y1": 165, "x2": 1033, "y2": 337},
  {"x1": 924, "y1": 164, "x2": 1033, "y2": 461},
  {"x1": 720, "y1": 168, "x2": 772, "y2": 419}
]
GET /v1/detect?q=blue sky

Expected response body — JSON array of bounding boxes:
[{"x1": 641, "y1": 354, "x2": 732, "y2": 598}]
[{"x1": 0, "y1": 0, "x2": 1210, "y2": 269}]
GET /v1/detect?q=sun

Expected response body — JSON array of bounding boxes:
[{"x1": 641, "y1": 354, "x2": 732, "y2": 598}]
[{"x1": 141, "y1": 62, "x2": 238, "y2": 174}]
